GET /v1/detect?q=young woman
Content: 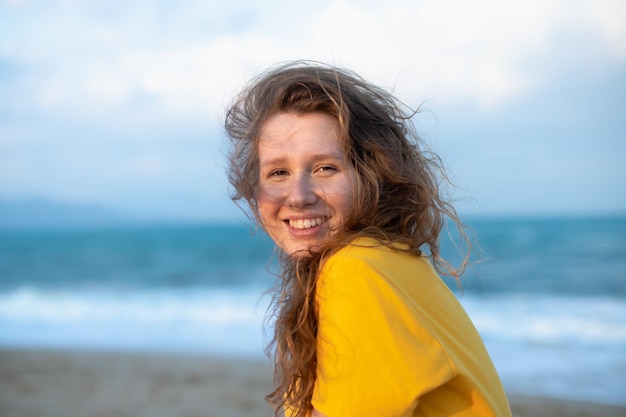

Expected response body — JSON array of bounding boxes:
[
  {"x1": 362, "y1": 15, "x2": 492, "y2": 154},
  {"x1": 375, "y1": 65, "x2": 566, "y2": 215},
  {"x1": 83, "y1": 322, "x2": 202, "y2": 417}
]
[{"x1": 224, "y1": 61, "x2": 512, "y2": 417}]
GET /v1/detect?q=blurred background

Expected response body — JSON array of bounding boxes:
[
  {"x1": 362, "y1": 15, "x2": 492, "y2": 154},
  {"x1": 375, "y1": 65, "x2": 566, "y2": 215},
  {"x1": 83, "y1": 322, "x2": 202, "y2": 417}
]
[
  {"x1": 1, "y1": 0, "x2": 624, "y2": 221},
  {"x1": 1, "y1": 0, "x2": 625, "y2": 408}
]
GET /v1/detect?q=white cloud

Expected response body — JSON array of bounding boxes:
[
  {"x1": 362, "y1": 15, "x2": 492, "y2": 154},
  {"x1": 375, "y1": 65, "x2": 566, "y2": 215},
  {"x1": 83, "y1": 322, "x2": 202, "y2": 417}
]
[
  {"x1": 582, "y1": 0, "x2": 626, "y2": 57},
  {"x1": 3, "y1": 0, "x2": 624, "y2": 124},
  {"x1": 302, "y1": 0, "x2": 624, "y2": 109}
]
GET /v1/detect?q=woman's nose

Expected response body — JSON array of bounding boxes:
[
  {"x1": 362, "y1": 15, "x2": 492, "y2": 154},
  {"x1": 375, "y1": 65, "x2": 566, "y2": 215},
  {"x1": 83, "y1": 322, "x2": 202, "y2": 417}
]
[{"x1": 286, "y1": 174, "x2": 318, "y2": 208}]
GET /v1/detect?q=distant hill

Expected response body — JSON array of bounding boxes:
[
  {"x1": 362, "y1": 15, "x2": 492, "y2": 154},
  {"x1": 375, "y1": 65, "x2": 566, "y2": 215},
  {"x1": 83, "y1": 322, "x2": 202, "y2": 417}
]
[{"x1": 0, "y1": 198, "x2": 130, "y2": 229}]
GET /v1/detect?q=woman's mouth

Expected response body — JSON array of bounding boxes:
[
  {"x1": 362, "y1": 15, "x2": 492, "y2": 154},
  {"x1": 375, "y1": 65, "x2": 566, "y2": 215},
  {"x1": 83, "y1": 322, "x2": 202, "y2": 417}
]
[{"x1": 288, "y1": 217, "x2": 327, "y2": 230}]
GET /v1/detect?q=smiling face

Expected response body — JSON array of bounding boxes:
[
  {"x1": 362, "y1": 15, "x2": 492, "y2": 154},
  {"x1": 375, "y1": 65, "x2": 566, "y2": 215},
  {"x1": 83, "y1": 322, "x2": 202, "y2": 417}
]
[{"x1": 257, "y1": 112, "x2": 357, "y2": 256}]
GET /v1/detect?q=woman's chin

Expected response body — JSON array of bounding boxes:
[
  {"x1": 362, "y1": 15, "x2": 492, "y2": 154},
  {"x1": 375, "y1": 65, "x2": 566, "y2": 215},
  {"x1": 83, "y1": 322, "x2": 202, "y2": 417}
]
[{"x1": 282, "y1": 240, "x2": 325, "y2": 258}]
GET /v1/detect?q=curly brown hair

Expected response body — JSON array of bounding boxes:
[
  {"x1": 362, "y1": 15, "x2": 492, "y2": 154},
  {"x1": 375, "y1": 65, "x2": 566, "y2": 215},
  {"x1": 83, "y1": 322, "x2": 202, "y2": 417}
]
[{"x1": 224, "y1": 61, "x2": 470, "y2": 416}]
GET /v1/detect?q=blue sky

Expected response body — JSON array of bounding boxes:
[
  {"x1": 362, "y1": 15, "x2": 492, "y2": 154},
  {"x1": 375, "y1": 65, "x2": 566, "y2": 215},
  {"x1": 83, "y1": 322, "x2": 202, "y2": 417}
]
[{"x1": 1, "y1": 0, "x2": 625, "y2": 222}]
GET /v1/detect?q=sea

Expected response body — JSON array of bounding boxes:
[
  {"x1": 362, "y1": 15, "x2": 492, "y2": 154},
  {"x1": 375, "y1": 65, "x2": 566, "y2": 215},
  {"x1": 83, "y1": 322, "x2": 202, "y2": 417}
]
[{"x1": 0, "y1": 216, "x2": 625, "y2": 406}]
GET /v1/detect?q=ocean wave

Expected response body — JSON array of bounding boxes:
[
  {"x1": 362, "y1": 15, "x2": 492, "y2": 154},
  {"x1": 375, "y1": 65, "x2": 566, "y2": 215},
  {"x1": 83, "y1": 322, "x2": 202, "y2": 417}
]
[
  {"x1": 0, "y1": 286, "x2": 271, "y2": 356},
  {"x1": 2, "y1": 288, "x2": 624, "y2": 345}
]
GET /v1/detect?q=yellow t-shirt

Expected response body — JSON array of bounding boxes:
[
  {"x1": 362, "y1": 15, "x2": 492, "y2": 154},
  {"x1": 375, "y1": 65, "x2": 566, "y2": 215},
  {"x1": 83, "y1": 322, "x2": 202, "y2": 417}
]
[{"x1": 311, "y1": 238, "x2": 512, "y2": 417}]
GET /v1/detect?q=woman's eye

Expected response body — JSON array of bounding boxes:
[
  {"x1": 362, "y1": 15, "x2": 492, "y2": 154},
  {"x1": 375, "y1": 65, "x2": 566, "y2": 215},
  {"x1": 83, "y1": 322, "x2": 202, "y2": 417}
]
[
  {"x1": 316, "y1": 165, "x2": 337, "y2": 173},
  {"x1": 269, "y1": 169, "x2": 288, "y2": 177}
]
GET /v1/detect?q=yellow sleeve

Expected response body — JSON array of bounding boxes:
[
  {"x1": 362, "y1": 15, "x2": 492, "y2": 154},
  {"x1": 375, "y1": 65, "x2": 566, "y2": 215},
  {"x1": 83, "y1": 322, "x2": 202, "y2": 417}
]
[{"x1": 312, "y1": 248, "x2": 454, "y2": 417}]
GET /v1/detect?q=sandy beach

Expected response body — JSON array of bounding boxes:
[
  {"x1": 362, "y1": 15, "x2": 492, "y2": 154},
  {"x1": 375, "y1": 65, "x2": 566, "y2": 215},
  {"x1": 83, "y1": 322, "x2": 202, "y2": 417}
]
[{"x1": 1, "y1": 348, "x2": 624, "y2": 417}]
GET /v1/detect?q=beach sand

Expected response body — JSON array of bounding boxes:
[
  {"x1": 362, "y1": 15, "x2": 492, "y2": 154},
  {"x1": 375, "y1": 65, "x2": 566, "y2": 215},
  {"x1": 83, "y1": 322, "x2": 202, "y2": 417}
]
[{"x1": 1, "y1": 348, "x2": 624, "y2": 417}]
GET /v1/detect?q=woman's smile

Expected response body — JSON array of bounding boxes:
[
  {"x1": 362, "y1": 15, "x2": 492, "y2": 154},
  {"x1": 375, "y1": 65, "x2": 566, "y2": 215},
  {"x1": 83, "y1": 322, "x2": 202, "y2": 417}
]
[{"x1": 287, "y1": 216, "x2": 328, "y2": 230}]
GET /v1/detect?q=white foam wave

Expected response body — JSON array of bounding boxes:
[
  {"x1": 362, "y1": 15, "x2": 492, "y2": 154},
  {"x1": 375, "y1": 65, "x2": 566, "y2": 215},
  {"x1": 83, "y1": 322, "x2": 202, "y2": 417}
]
[
  {"x1": 461, "y1": 294, "x2": 626, "y2": 346},
  {"x1": 0, "y1": 286, "x2": 272, "y2": 356},
  {"x1": 0, "y1": 287, "x2": 268, "y2": 324}
]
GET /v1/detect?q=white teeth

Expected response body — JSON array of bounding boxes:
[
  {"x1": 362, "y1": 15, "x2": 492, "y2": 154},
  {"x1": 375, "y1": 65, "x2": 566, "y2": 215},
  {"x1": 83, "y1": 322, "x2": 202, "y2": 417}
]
[{"x1": 289, "y1": 217, "x2": 325, "y2": 230}]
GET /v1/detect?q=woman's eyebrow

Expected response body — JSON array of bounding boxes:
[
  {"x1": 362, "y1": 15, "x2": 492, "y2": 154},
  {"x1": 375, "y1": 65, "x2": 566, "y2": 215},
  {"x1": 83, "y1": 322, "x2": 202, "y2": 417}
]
[
  {"x1": 308, "y1": 153, "x2": 345, "y2": 164},
  {"x1": 260, "y1": 153, "x2": 345, "y2": 169},
  {"x1": 259, "y1": 156, "x2": 287, "y2": 169}
]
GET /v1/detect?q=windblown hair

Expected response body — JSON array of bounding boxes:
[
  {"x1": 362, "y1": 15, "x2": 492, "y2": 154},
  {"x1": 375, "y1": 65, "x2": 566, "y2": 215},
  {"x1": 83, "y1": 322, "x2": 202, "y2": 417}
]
[{"x1": 224, "y1": 61, "x2": 470, "y2": 416}]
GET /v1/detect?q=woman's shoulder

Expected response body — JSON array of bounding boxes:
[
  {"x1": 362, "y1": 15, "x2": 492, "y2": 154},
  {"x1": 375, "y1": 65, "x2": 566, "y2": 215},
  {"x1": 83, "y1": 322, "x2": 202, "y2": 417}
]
[
  {"x1": 328, "y1": 237, "x2": 426, "y2": 265},
  {"x1": 322, "y1": 236, "x2": 436, "y2": 284}
]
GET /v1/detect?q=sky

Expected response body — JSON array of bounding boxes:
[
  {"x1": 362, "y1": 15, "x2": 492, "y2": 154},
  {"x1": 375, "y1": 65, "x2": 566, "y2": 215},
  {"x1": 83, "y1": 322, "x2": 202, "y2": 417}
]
[{"x1": 1, "y1": 0, "x2": 625, "y2": 222}]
